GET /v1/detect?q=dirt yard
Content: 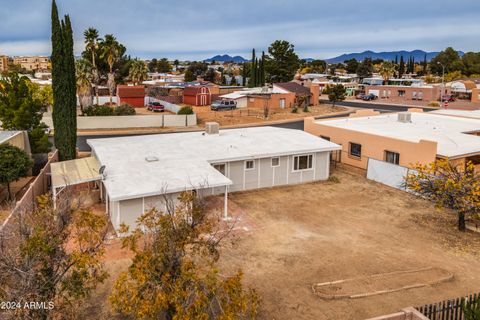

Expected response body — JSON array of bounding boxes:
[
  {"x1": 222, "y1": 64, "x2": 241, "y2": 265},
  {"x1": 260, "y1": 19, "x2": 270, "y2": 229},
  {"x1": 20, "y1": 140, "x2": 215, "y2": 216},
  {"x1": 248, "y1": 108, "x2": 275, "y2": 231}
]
[
  {"x1": 192, "y1": 104, "x2": 347, "y2": 127},
  {"x1": 81, "y1": 166, "x2": 480, "y2": 319},
  {"x1": 215, "y1": 166, "x2": 480, "y2": 319}
]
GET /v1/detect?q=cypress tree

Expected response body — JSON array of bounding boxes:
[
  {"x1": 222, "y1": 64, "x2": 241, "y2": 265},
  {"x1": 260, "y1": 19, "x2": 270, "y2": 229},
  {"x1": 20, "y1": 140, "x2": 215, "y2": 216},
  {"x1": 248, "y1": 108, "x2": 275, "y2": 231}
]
[
  {"x1": 395, "y1": 55, "x2": 398, "y2": 64},
  {"x1": 250, "y1": 49, "x2": 256, "y2": 88},
  {"x1": 399, "y1": 56, "x2": 405, "y2": 78},
  {"x1": 241, "y1": 62, "x2": 246, "y2": 86},
  {"x1": 259, "y1": 51, "x2": 265, "y2": 86},
  {"x1": 51, "y1": 0, "x2": 77, "y2": 161},
  {"x1": 255, "y1": 58, "x2": 260, "y2": 87},
  {"x1": 422, "y1": 53, "x2": 427, "y2": 74}
]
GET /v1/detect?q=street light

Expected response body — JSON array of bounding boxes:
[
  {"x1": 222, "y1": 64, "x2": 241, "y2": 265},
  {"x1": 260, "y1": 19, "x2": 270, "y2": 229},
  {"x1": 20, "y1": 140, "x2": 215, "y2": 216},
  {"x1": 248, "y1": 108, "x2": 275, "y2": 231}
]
[{"x1": 437, "y1": 62, "x2": 445, "y2": 108}]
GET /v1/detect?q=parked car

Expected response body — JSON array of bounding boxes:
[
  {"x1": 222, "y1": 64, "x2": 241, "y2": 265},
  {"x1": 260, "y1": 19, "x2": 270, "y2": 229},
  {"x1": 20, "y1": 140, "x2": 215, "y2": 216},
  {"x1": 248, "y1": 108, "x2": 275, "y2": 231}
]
[
  {"x1": 211, "y1": 100, "x2": 237, "y2": 111},
  {"x1": 441, "y1": 94, "x2": 456, "y2": 102},
  {"x1": 147, "y1": 101, "x2": 165, "y2": 112},
  {"x1": 362, "y1": 93, "x2": 378, "y2": 101},
  {"x1": 356, "y1": 93, "x2": 366, "y2": 99}
]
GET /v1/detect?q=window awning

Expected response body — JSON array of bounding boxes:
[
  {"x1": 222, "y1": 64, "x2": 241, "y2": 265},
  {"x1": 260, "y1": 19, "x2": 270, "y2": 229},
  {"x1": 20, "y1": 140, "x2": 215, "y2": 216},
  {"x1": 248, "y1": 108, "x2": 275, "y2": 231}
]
[{"x1": 51, "y1": 156, "x2": 102, "y2": 190}]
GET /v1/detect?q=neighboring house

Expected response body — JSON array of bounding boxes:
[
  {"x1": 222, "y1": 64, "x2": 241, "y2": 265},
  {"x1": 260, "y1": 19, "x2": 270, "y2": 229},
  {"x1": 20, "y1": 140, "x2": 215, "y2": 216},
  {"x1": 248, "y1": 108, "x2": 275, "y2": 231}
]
[
  {"x1": 219, "y1": 87, "x2": 296, "y2": 109},
  {"x1": 0, "y1": 55, "x2": 8, "y2": 72},
  {"x1": 0, "y1": 131, "x2": 31, "y2": 155},
  {"x1": 304, "y1": 109, "x2": 480, "y2": 171},
  {"x1": 364, "y1": 84, "x2": 449, "y2": 102},
  {"x1": 183, "y1": 85, "x2": 212, "y2": 106},
  {"x1": 13, "y1": 56, "x2": 50, "y2": 71},
  {"x1": 273, "y1": 82, "x2": 319, "y2": 106},
  {"x1": 116, "y1": 85, "x2": 145, "y2": 108},
  {"x1": 448, "y1": 80, "x2": 479, "y2": 102},
  {"x1": 53, "y1": 125, "x2": 340, "y2": 233}
]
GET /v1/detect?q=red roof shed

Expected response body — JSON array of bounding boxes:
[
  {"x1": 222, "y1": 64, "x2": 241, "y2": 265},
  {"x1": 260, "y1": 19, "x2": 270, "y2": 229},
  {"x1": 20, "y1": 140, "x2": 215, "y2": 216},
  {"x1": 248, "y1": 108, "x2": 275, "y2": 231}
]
[{"x1": 183, "y1": 86, "x2": 211, "y2": 106}]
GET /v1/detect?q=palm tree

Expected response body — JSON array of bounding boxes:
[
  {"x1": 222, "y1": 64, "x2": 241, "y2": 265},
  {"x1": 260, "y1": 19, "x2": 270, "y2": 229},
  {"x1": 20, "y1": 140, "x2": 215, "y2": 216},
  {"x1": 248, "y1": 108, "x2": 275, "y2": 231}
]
[
  {"x1": 75, "y1": 59, "x2": 93, "y2": 114},
  {"x1": 99, "y1": 34, "x2": 121, "y2": 105},
  {"x1": 129, "y1": 59, "x2": 148, "y2": 85},
  {"x1": 84, "y1": 27, "x2": 100, "y2": 104},
  {"x1": 379, "y1": 61, "x2": 397, "y2": 85}
]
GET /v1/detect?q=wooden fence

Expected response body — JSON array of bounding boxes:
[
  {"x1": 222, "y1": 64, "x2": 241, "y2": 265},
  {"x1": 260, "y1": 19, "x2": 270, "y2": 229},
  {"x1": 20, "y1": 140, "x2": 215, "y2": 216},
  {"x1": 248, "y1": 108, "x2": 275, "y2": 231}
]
[
  {"x1": 416, "y1": 292, "x2": 480, "y2": 320},
  {"x1": 0, "y1": 150, "x2": 58, "y2": 233}
]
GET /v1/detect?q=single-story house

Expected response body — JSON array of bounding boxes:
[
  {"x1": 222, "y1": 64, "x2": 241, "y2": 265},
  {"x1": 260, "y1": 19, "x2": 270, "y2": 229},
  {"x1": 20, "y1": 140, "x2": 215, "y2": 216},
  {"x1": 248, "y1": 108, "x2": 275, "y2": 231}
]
[
  {"x1": 273, "y1": 82, "x2": 319, "y2": 106},
  {"x1": 52, "y1": 125, "x2": 340, "y2": 233},
  {"x1": 364, "y1": 84, "x2": 450, "y2": 102},
  {"x1": 219, "y1": 87, "x2": 296, "y2": 109},
  {"x1": 183, "y1": 85, "x2": 212, "y2": 106},
  {"x1": 117, "y1": 85, "x2": 145, "y2": 108},
  {"x1": 304, "y1": 109, "x2": 480, "y2": 171}
]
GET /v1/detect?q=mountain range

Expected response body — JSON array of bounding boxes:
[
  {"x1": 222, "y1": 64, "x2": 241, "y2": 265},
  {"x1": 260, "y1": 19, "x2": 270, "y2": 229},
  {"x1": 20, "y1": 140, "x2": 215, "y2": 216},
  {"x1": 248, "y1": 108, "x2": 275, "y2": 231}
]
[
  {"x1": 205, "y1": 50, "x2": 465, "y2": 64},
  {"x1": 325, "y1": 50, "x2": 464, "y2": 63},
  {"x1": 204, "y1": 55, "x2": 247, "y2": 63}
]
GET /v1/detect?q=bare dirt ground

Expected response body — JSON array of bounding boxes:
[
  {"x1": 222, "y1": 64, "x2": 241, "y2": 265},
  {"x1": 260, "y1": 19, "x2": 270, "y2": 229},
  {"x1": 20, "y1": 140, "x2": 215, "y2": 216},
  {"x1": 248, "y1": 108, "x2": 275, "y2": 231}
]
[
  {"x1": 215, "y1": 166, "x2": 480, "y2": 319},
  {"x1": 81, "y1": 165, "x2": 480, "y2": 319},
  {"x1": 192, "y1": 104, "x2": 347, "y2": 127}
]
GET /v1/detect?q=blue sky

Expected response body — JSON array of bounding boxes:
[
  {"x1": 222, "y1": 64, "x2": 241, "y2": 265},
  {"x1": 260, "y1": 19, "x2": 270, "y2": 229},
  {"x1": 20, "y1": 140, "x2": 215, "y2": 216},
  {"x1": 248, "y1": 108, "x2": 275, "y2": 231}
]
[{"x1": 1, "y1": 0, "x2": 479, "y2": 60}]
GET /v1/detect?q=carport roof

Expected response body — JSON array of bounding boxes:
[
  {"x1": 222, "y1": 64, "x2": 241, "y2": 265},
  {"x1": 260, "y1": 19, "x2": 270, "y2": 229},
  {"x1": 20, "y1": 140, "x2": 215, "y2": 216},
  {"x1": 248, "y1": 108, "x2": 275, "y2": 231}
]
[{"x1": 51, "y1": 156, "x2": 102, "y2": 189}]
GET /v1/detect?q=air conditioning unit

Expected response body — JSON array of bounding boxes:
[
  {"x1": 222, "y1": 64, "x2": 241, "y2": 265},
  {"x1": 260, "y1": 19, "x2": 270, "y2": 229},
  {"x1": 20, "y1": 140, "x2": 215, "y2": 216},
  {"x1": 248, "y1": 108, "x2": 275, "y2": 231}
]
[
  {"x1": 205, "y1": 122, "x2": 219, "y2": 135},
  {"x1": 397, "y1": 112, "x2": 412, "y2": 123}
]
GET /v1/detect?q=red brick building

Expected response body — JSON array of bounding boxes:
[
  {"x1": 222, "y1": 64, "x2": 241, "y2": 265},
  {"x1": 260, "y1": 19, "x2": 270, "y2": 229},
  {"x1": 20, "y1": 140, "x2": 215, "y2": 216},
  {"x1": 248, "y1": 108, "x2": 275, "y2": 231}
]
[
  {"x1": 117, "y1": 85, "x2": 145, "y2": 108},
  {"x1": 183, "y1": 86, "x2": 211, "y2": 106}
]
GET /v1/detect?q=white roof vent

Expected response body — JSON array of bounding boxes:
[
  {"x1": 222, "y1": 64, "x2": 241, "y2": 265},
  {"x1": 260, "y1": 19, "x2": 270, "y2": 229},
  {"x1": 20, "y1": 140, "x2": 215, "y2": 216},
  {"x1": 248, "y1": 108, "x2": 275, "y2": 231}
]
[
  {"x1": 397, "y1": 112, "x2": 412, "y2": 123},
  {"x1": 145, "y1": 156, "x2": 159, "y2": 162},
  {"x1": 205, "y1": 122, "x2": 219, "y2": 135}
]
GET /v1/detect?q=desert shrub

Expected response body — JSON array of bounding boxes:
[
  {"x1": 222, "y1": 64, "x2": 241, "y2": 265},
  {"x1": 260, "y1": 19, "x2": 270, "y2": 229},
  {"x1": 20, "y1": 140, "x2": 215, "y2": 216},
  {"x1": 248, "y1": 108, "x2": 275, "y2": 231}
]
[
  {"x1": 428, "y1": 101, "x2": 440, "y2": 107},
  {"x1": 114, "y1": 104, "x2": 136, "y2": 116},
  {"x1": 84, "y1": 105, "x2": 114, "y2": 116},
  {"x1": 177, "y1": 106, "x2": 194, "y2": 115},
  {"x1": 328, "y1": 175, "x2": 340, "y2": 183}
]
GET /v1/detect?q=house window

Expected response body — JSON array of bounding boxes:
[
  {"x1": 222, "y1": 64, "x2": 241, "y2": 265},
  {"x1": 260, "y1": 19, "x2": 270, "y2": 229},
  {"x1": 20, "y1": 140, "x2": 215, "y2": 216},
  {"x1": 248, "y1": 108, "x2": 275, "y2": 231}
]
[
  {"x1": 349, "y1": 143, "x2": 362, "y2": 158},
  {"x1": 293, "y1": 154, "x2": 313, "y2": 171},
  {"x1": 320, "y1": 135, "x2": 330, "y2": 141},
  {"x1": 245, "y1": 160, "x2": 255, "y2": 170},
  {"x1": 271, "y1": 157, "x2": 280, "y2": 167},
  {"x1": 398, "y1": 90, "x2": 406, "y2": 97},
  {"x1": 279, "y1": 98, "x2": 286, "y2": 109},
  {"x1": 385, "y1": 151, "x2": 400, "y2": 165},
  {"x1": 213, "y1": 163, "x2": 226, "y2": 175}
]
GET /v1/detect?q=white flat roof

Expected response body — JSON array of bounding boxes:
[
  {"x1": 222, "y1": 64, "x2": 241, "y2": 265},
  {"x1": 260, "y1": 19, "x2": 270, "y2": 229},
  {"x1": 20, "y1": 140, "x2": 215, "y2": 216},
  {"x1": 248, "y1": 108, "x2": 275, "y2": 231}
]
[
  {"x1": 88, "y1": 127, "x2": 341, "y2": 201},
  {"x1": 431, "y1": 109, "x2": 480, "y2": 120},
  {"x1": 315, "y1": 112, "x2": 480, "y2": 159}
]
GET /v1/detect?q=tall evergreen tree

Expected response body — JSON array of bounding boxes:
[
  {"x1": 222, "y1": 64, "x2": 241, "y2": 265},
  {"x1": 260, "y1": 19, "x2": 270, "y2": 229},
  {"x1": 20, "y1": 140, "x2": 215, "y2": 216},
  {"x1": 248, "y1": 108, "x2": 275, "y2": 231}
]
[
  {"x1": 250, "y1": 49, "x2": 256, "y2": 88},
  {"x1": 51, "y1": 0, "x2": 77, "y2": 161},
  {"x1": 241, "y1": 62, "x2": 247, "y2": 86},
  {"x1": 398, "y1": 56, "x2": 405, "y2": 78},
  {"x1": 395, "y1": 55, "x2": 398, "y2": 64},
  {"x1": 259, "y1": 51, "x2": 265, "y2": 86},
  {"x1": 422, "y1": 53, "x2": 428, "y2": 74}
]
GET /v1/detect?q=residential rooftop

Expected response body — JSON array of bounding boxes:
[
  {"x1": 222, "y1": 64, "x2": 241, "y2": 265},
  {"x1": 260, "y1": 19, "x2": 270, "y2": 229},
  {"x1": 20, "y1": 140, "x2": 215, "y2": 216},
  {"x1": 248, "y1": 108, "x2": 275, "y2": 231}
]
[
  {"x1": 0, "y1": 131, "x2": 21, "y2": 144},
  {"x1": 88, "y1": 126, "x2": 340, "y2": 201},
  {"x1": 315, "y1": 112, "x2": 480, "y2": 159}
]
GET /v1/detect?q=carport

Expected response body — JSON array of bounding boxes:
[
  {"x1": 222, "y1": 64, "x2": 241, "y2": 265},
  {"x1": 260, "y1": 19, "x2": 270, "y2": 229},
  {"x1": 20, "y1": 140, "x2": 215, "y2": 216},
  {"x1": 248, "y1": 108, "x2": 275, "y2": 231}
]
[{"x1": 50, "y1": 157, "x2": 102, "y2": 208}]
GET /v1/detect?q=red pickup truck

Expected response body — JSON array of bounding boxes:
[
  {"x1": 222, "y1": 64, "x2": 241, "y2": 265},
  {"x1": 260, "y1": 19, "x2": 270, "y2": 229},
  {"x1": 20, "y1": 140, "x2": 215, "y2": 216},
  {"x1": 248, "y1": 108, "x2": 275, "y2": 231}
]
[{"x1": 147, "y1": 101, "x2": 165, "y2": 112}]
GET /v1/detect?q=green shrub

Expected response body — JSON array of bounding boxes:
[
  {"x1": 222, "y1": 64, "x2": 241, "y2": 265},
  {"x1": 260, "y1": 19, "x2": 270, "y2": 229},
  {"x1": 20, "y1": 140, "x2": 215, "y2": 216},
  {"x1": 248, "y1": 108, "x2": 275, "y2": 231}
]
[
  {"x1": 177, "y1": 106, "x2": 193, "y2": 115},
  {"x1": 291, "y1": 106, "x2": 298, "y2": 113},
  {"x1": 114, "y1": 104, "x2": 136, "y2": 116},
  {"x1": 84, "y1": 105, "x2": 114, "y2": 116},
  {"x1": 327, "y1": 175, "x2": 340, "y2": 183},
  {"x1": 428, "y1": 101, "x2": 440, "y2": 107}
]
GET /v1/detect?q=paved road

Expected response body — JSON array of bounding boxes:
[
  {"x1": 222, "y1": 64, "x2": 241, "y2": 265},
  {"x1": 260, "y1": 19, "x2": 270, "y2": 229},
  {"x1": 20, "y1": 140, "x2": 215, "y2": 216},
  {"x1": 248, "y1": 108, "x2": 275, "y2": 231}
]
[{"x1": 328, "y1": 100, "x2": 436, "y2": 112}]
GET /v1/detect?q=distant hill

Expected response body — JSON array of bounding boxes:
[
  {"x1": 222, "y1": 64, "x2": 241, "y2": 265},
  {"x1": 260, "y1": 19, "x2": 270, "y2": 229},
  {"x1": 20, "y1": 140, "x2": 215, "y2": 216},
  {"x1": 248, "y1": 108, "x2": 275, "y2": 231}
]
[
  {"x1": 204, "y1": 55, "x2": 247, "y2": 63},
  {"x1": 325, "y1": 50, "x2": 465, "y2": 63}
]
